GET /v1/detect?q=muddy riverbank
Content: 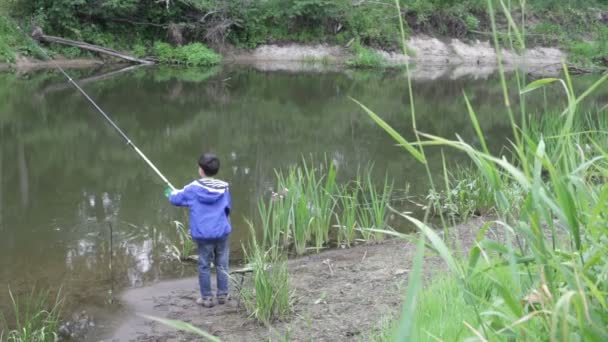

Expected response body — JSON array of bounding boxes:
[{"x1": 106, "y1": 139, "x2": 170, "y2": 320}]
[
  {"x1": 227, "y1": 36, "x2": 565, "y2": 67},
  {"x1": 105, "y1": 218, "x2": 490, "y2": 342},
  {"x1": 0, "y1": 36, "x2": 566, "y2": 77},
  {"x1": 0, "y1": 55, "x2": 103, "y2": 72}
]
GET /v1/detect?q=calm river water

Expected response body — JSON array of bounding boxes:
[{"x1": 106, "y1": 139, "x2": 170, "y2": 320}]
[{"x1": 0, "y1": 64, "x2": 604, "y2": 319}]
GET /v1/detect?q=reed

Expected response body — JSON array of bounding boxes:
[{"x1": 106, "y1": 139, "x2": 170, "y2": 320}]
[
  {"x1": 261, "y1": 161, "x2": 393, "y2": 254},
  {"x1": 241, "y1": 224, "x2": 292, "y2": 324},
  {"x1": 169, "y1": 221, "x2": 196, "y2": 262},
  {"x1": 354, "y1": 0, "x2": 608, "y2": 340},
  {"x1": 0, "y1": 288, "x2": 63, "y2": 342},
  {"x1": 334, "y1": 184, "x2": 358, "y2": 248},
  {"x1": 363, "y1": 171, "x2": 393, "y2": 241}
]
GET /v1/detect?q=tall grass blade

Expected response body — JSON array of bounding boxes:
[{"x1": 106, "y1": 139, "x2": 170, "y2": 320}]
[
  {"x1": 395, "y1": 211, "x2": 463, "y2": 279},
  {"x1": 139, "y1": 314, "x2": 220, "y2": 342},
  {"x1": 394, "y1": 236, "x2": 425, "y2": 341},
  {"x1": 350, "y1": 97, "x2": 426, "y2": 164}
]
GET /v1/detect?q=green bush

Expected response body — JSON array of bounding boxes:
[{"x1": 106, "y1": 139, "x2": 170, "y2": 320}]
[
  {"x1": 0, "y1": 13, "x2": 45, "y2": 62},
  {"x1": 179, "y1": 43, "x2": 222, "y2": 66},
  {"x1": 463, "y1": 14, "x2": 480, "y2": 31},
  {"x1": 152, "y1": 41, "x2": 222, "y2": 66},
  {"x1": 346, "y1": 42, "x2": 386, "y2": 68},
  {"x1": 131, "y1": 43, "x2": 146, "y2": 58},
  {"x1": 0, "y1": 14, "x2": 18, "y2": 62}
]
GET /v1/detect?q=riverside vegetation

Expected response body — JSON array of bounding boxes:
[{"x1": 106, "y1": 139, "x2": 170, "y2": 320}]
[
  {"x1": 243, "y1": 161, "x2": 394, "y2": 324},
  {"x1": 0, "y1": 288, "x2": 62, "y2": 342},
  {"x1": 0, "y1": 0, "x2": 607, "y2": 68},
  {"x1": 354, "y1": 0, "x2": 608, "y2": 340}
]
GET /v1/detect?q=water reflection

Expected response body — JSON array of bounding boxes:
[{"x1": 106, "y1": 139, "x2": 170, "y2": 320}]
[{"x1": 0, "y1": 66, "x2": 605, "y2": 314}]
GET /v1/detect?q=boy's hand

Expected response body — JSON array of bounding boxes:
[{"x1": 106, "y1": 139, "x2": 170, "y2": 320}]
[{"x1": 164, "y1": 187, "x2": 173, "y2": 198}]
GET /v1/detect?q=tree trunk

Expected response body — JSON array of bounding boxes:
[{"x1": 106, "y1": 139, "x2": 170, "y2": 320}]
[{"x1": 33, "y1": 28, "x2": 154, "y2": 65}]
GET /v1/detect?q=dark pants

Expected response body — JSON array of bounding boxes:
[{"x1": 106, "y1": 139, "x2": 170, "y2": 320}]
[{"x1": 196, "y1": 236, "x2": 230, "y2": 298}]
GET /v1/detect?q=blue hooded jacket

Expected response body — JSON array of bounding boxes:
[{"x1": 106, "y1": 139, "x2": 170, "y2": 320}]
[{"x1": 168, "y1": 178, "x2": 232, "y2": 241}]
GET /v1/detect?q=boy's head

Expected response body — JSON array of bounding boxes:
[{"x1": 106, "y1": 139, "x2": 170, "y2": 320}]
[{"x1": 199, "y1": 153, "x2": 220, "y2": 177}]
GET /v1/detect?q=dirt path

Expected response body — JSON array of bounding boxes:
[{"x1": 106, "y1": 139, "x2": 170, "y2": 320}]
[{"x1": 108, "y1": 218, "x2": 486, "y2": 342}]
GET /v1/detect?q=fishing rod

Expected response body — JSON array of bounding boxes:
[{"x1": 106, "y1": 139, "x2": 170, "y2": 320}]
[{"x1": 26, "y1": 31, "x2": 176, "y2": 190}]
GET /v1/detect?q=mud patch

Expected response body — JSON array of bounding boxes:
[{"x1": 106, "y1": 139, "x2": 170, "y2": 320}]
[{"x1": 108, "y1": 218, "x2": 489, "y2": 342}]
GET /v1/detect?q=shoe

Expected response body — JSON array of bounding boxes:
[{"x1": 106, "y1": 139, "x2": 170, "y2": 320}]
[
  {"x1": 217, "y1": 295, "x2": 228, "y2": 305},
  {"x1": 196, "y1": 297, "x2": 215, "y2": 308}
]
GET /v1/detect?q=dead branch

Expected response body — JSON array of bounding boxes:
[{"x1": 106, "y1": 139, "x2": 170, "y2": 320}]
[{"x1": 32, "y1": 28, "x2": 154, "y2": 65}]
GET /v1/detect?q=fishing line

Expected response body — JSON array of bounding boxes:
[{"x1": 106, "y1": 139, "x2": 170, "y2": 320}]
[
  {"x1": 19, "y1": 25, "x2": 175, "y2": 190},
  {"x1": 108, "y1": 222, "x2": 114, "y2": 304}
]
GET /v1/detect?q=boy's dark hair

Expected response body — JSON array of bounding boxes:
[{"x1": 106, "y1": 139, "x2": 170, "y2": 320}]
[{"x1": 199, "y1": 153, "x2": 220, "y2": 176}]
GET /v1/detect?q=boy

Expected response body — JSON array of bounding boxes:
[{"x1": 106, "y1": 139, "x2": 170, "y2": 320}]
[{"x1": 165, "y1": 153, "x2": 232, "y2": 308}]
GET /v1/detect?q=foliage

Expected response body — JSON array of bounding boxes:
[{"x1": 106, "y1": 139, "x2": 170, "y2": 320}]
[
  {"x1": 131, "y1": 42, "x2": 146, "y2": 57},
  {"x1": 0, "y1": 288, "x2": 63, "y2": 342},
  {"x1": 169, "y1": 221, "x2": 196, "y2": 262},
  {"x1": 272, "y1": 159, "x2": 339, "y2": 255},
  {"x1": 0, "y1": 13, "x2": 45, "y2": 63},
  {"x1": 1, "y1": 0, "x2": 607, "y2": 68},
  {"x1": 346, "y1": 41, "x2": 387, "y2": 68},
  {"x1": 408, "y1": 265, "x2": 517, "y2": 341},
  {"x1": 426, "y1": 165, "x2": 523, "y2": 224},
  {"x1": 241, "y1": 224, "x2": 292, "y2": 324},
  {"x1": 152, "y1": 41, "x2": 221, "y2": 66},
  {"x1": 567, "y1": 28, "x2": 608, "y2": 67},
  {"x1": 356, "y1": 0, "x2": 608, "y2": 340},
  {"x1": 139, "y1": 314, "x2": 220, "y2": 342},
  {"x1": 258, "y1": 160, "x2": 393, "y2": 255}
]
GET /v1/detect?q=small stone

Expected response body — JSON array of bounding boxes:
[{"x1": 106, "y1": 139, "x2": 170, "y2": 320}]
[
  {"x1": 393, "y1": 269, "x2": 409, "y2": 276},
  {"x1": 58, "y1": 325, "x2": 71, "y2": 337}
]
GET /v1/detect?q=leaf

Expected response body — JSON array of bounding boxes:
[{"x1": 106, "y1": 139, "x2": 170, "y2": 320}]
[
  {"x1": 520, "y1": 78, "x2": 565, "y2": 95},
  {"x1": 394, "y1": 235, "x2": 425, "y2": 341},
  {"x1": 138, "y1": 314, "x2": 221, "y2": 342},
  {"x1": 463, "y1": 92, "x2": 490, "y2": 155},
  {"x1": 350, "y1": 97, "x2": 426, "y2": 164},
  {"x1": 467, "y1": 222, "x2": 494, "y2": 276},
  {"x1": 396, "y1": 212, "x2": 463, "y2": 279}
]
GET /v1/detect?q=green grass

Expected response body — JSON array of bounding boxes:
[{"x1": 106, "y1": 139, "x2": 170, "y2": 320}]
[
  {"x1": 152, "y1": 41, "x2": 222, "y2": 66},
  {"x1": 0, "y1": 15, "x2": 16, "y2": 63},
  {"x1": 0, "y1": 12, "x2": 49, "y2": 63},
  {"x1": 365, "y1": 315, "x2": 396, "y2": 342},
  {"x1": 0, "y1": 288, "x2": 63, "y2": 342},
  {"x1": 169, "y1": 221, "x2": 196, "y2": 262},
  {"x1": 334, "y1": 184, "x2": 358, "y2": 248},
  {"x1": 355, "y1": 0, "x2": 608, "y2": 340},
  {"x1": 526, "y1": 111, "x2": 608, "y2": 161},
  {"x1": 139, "y1": 314, "x2": 220, "y2": 342},
  {"x1": 241, "y1": 224, "x2": 292, "y2": 324},
  {"x1": 426, "y1": 164, "x2": 523, "y2": 225},
  {"x1": 346, "y1": 42, "x2": 387, "y2": 68},
  {"x1": 362, "y1": 171, "x2": 393, "y2": 240},
  {"x1": 258, "y1": 160, "x2": 393, "y2": 255}
]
